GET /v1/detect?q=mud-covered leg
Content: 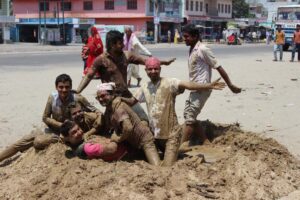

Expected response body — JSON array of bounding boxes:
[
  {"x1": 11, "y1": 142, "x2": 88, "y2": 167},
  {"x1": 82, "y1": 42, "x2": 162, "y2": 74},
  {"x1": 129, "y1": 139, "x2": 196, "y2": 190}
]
[{"x1": 162, "y1": 126, "x2": 182, "y2": 167}]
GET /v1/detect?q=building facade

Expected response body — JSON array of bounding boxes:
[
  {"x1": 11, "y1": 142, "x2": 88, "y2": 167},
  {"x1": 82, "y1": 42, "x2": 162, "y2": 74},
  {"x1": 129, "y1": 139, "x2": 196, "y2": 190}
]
[
  {"x1": 246, "y1": 0, "x2": 300, "y2": 23},
  {"x1": 12, "y1": 0, "x2": 183, "y2": 43},
  {"x1": 0, "y1": 0, "x2": 15, "y2": 43},
  {"x1": 183, "y1": 0, "x2": 232, "y2": 39}
]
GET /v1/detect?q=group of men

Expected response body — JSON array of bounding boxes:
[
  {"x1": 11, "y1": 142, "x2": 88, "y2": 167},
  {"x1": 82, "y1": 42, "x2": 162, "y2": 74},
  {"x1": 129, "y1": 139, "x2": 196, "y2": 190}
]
[
  {"x1": 0, "y1": 24, "x2": 241, "y2": 166},
  {"x1": 273, "y1": 24, "x2": 300, "y2": 62}
]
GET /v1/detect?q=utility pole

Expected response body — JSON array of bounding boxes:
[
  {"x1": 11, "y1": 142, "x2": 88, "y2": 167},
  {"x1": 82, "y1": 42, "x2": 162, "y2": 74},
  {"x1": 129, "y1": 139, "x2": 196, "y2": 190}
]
[
  {"x1": 38, "y1": 0, "x2": 41, "y2": 44},
  {"x1": 43, "y1": 0, "x2": 46, "y2": 44},
  {"x1": 62, "y1": 0, "x2": 66, "y2": 44},
  {"x1": 153, "y1": 0, "x2": 159, "y2": 43}
]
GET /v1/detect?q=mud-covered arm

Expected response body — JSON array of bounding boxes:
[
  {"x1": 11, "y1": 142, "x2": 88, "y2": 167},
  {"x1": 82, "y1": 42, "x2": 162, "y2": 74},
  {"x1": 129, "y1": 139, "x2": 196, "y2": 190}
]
[
  {"x1": 83, "y1": 113, "x2": 103, "y2": 141},
  {"x1": 77, "y1": 57, "x2": 103, "y2": 93},
  {"x1": 77, "y1": 94, "x2": 99, "y2": 113},
  {"x1": 178, "y1": 78, "x2": 225, "y2": 91},
  {"x1": 120, "y1": 97, "x2": 138, "y2": 106},
  {"x1": 42, "y1": 95, "x2": 63, "y2": 129},
  {"x1": 160, "y1": 58, "x2": 176, "y2": 66},
  {"x1": 216, "y1": 66, "x2": 241, "y2": 93},
  {"x1": 132, "y1": 36, "x2": 152, "y2": 56}
]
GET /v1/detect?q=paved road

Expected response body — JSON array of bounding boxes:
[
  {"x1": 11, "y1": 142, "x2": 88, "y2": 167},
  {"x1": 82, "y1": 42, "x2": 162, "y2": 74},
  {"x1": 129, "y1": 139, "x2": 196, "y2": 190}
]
[{"x1": 0, "y1": 44, "x2": 272, "y2": 71}]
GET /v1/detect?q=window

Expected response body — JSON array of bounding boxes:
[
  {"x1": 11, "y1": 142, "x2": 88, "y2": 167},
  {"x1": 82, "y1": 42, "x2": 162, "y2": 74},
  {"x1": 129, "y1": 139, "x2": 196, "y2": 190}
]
[
  {"x1": 105, "y1": 0, "x2": 114, "y2": 10},
  {"x1": 61, "y1": 2, "x2": 72, "y2": 11},
  {"x1": 190, "y1": 1, "x2": 193, "y2": 11},
  {"x1": 186, "y1": 0, "x2": 189, "y2": 11},
  {"x1": 228, "y1": 5, "x2": 231, "y2": 13},
  {"x1": 218, "y1": 4, "x2": 220, "y2": 13},
  {"x1": 195, "y1": 1, "x2": 199, "y2": 11},
  {"x1": 127, "y1": 0, "x2": 137, "y2": 10},
  {"x1": 225, "y1": 4, "x2": 227, "y2": 13},
  {"x1": 149, "y1": 0, "x2": 153, "y2": 12},
  {"x1": 200, "y1": 2, "x2": 203, "y2": 11},
  {"x1": 0, "y1": 1, "x2": 2, "y2": 9},
  {"x1": 84, "y1": 1, "x2": 93, "y2": 10},
  {"x1": 205, "y1": 3, "x2": 208, "y2": 13},
  {"x1": 39, "y1": 2, "x2": 49, "y2": 11},
  {"x1": 221, "y1": 4, "x2": 224, "y2": 13}
]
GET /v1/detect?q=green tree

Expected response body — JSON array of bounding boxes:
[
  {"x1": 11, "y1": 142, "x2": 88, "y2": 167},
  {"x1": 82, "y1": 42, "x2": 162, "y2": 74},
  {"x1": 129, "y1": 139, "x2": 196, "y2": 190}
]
[{"x1": 232, "y1": 0, "x2": 250, "y2": 18}]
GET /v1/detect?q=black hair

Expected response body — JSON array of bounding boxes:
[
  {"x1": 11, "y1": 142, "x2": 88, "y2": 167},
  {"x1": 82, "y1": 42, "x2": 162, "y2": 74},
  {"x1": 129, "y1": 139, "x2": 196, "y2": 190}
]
[
  {"x1": 60, "y1": 120, "x2": 76, "y2": 137},
  {"x1": 182, "y1": 24, "x2": 199, "y2": 38},
  {"x1": 106, "y1": 30, "x2": 124, "y2": 52},
  {"x1": 55, "y1": 74, "x2": 72, "y2": 87}
]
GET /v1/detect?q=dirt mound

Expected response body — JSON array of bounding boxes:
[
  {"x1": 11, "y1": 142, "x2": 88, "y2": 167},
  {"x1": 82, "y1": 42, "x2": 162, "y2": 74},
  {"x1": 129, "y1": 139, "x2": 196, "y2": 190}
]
[{"x1": 0, "y1": 123, "x2": 299, "y2": 200}]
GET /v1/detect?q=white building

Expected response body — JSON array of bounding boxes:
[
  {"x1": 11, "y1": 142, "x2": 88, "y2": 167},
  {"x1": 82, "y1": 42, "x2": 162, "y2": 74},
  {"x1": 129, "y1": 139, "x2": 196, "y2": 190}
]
[{"x1": 246, "y1": 0, "x2": 300, "y2": 22}]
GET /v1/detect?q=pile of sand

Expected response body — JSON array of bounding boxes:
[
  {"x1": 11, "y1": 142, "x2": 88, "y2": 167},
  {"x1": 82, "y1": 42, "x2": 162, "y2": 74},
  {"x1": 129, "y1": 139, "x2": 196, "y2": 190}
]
[{"x1": 0, "y1": 123, "x2": 299, "y2": 200}]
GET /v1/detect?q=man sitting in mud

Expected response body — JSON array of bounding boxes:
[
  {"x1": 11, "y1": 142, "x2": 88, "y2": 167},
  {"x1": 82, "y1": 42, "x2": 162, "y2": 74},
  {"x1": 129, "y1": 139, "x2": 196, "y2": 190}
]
[
  {"x1": 120, "y1": 57, "x2": 225, "y2": 166},
  {"x1": 61, "y1": 120, "x2": 127, "y2": 161},
  {"x1": 0, "y1": 74, "x2": 99, "y2": 163},
  {"x1": 96, "y1": 82, "x2": 161, "y2": 166}
]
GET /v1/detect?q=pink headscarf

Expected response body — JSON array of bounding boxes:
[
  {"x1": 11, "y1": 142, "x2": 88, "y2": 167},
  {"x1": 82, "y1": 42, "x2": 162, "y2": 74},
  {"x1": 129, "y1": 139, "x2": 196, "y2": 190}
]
[{"x1": 145, "y1": 57, "x2": 161, "y2": 69}]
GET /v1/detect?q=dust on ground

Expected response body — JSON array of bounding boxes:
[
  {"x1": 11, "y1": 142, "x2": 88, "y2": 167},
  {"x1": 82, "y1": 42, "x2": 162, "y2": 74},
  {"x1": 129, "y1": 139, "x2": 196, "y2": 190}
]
[{"x1": 0, "y1": 122, "x2": 299, "y2": 200}]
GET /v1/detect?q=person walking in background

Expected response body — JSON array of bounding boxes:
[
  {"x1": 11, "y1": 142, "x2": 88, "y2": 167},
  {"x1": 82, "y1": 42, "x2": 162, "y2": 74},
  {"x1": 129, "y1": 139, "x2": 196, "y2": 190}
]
[
  {"x1": 124, "y1": 27, "x2": 152, "y2": 87},
  {"x1": 174, "y1": 29, "x2": 180, "y2": 44},
  {"x1": 84, "y1": 27, "x2": 104, "y2": 78},
  {"x1": 167, "y1": 30, "x2": 171, "y2": 44},
  {"x1": 266, "y1": 30, "x2": 271, "y2": 45},
  {"x1": 81, "y1": 35, "x2": 89, "y2": 73},
  {"x1": 290, "y1": 24, "x2": 300, "y2": 62},
  {"x1": 273, "y1": 25, "x2": 285, "y2": 61}
]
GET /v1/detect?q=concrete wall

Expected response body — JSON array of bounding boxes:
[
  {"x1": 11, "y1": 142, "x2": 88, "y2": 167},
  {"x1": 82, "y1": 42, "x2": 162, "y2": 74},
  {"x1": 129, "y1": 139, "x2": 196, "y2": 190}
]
[{"x1": 14, "y1": 0, "x2": 147, "y2": 19}]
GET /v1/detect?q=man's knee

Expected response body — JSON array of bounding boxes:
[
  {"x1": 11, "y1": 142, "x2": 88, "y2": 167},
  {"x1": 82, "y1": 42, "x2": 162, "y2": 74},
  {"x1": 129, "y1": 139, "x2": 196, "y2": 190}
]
[{"x1": 33, "y1": 134, "x2": 59, "y2": 150}]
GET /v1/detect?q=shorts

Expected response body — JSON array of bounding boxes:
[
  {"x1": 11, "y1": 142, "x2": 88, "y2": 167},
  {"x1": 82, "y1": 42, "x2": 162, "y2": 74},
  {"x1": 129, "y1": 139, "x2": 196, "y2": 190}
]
[{"x1": 183, "y1": 91, "x2": 211, "y2": 124}]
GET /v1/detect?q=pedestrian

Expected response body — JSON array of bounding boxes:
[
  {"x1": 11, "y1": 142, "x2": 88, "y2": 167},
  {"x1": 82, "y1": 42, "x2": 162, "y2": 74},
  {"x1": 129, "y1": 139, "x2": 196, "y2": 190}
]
[
  {"x1": 81, "y1": 35, "x2": 89, "y2": 73},
  {"x1": 84, "y1": 26, "x2": 104, "y2": 78},
  {"x1": 60, "y1": 120, "x2": 128, "y2": 161},
  {"x1": 120, "y1": 57, "x2": 225, "y2": 166},
  {"x1": 96, "y1": 82, "x2": 161, "y2": 165},
  {"x1": 222, "y1": 28, "x2": 227, "y2": 42},
  {"x1": 174, "y1": 29, "x2": 180, "y2": 44},
  {"x1": 76, "y1": 30, "x2": 175, "y2": 121},
  {"x1": 181, "y1": 24, "x2": 241, "y2": 146},
  {"x1": 290, "y1": 24, "x2": 300, "y2": 62},
  {"x1": 123, "y1": 27, "x2": 152, "y2": 87},
  {"x1": 167, "y1": 30, "x2": 171, "y2": 44},
  {"x1": 266, "y1": 30, "x2": 271, "y2": 45},
  {"x1": 273, "y1": 25, "x2": 285, "y2": 61}
]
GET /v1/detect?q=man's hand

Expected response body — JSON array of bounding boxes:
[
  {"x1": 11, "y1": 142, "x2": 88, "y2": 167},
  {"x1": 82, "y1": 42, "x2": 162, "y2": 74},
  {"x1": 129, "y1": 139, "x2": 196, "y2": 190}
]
[
  {"x1": 211, "y1": 78, "x2": 226, "y2": 90},
  {"x1": 165, "y1": 58, "x2": 176, "y2": 65},
  {"x1": 228, "y1": 84, "x2": 242, "y2": 93},
  {"x1": 110, "y1": 133, "x2": 120, "y2": 143},
  {"x1": 83, "y1": 133, "x2": 92, "y2": 142}
]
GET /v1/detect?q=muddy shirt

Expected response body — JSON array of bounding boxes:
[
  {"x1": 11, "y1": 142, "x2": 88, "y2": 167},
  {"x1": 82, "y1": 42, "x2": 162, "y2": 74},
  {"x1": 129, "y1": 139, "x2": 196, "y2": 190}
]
[
  {"x1": 104, "y1": 97, "x2": 153, "y2": 148},
  {"x1": 92, "y1": 51, "x2": 145, "y2": 97},
  {"x1": 189, "y1": 41, "x2": 219, "y2": 84},
  {"x1": 134, "y1": 77, "x2": 182, "y2": 139},
  {"x1": 42, "y1": 92, "x2": 98, "y2": 132}
]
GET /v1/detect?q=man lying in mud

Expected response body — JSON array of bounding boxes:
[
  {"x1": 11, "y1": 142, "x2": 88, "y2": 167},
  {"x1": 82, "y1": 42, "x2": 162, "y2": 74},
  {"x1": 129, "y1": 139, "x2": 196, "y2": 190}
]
[
  {"x1": 0, "y1": 74, "x2": 98, "y2": 163},
  {"x1": 120, "y1": 57, "x2": 226, "y2": 166},
  {"x1": 95, "y1": 82, "x2": 161, "y2": 166},
  {"x1": 61, "y1": 120, "x2": 127, "y2": 161}
]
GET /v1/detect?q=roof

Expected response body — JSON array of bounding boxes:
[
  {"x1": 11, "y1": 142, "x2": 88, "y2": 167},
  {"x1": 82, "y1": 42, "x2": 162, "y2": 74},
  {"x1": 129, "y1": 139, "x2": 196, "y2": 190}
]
[{"x1": 277, "y1": 5, "x2": 300, "y2": 9}]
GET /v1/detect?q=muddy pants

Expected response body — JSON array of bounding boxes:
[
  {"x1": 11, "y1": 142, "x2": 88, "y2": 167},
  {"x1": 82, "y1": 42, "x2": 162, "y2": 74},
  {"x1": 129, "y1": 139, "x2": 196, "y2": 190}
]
[
  {"x1": 155, "y1": 125, "x2": 182, "y2": 167},
  {"x1": 0, "y1": 129, "x2": 59, "y2": 162}
]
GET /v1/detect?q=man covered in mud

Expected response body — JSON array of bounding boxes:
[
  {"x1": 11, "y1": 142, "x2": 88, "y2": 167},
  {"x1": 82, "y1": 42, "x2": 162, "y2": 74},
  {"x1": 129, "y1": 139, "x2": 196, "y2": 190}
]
[
  {"x1": 95, "y1": 82, "x2": 161, "y2": 166},
  {"x1": 0, "y1": 74, "x2": 98, "y2": 163},
  {"x1": 68, "y1": 102, "x2": 105, "y2": 141},
  {"x1": 120, "y1": 57, "x2": 225, "y2": 166},
  {"x1": 76, "y1": 30, "x2": 175, "y2": 121},
  {"x1": 61, "y1": 120, "x2": 127, "y2": 161}
]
